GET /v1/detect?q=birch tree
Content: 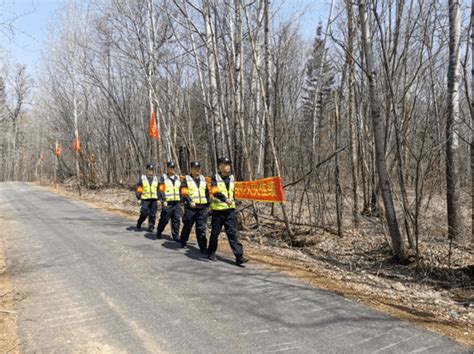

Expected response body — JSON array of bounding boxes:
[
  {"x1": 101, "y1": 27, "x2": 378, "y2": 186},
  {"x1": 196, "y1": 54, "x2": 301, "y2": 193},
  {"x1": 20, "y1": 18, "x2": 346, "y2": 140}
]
[
  {"x1": 446, "y1": 0, "x2": 462, "y2": 239},
  {"x1": 358, "y1": 0, "x2": 406, "y2": 262}
]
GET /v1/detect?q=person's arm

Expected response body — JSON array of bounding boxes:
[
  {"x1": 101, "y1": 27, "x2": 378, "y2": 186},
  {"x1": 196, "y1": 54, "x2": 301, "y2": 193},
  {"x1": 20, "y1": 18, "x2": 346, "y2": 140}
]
[
  {"x1": 205, "y1": 182, "x2": 211, "y2": 207},
  {"x1": 211, "y1": 176, "x2": 227, "y2": 203},
  {"x1": 158, "y1": 175, "x2": 167, "y2": 205},
  {"x1": 136, "y1": 176, "x2": 143, "y2": 200},
  {"x1": 180, "y1": 179, "x2": 192, "y2": 206}
]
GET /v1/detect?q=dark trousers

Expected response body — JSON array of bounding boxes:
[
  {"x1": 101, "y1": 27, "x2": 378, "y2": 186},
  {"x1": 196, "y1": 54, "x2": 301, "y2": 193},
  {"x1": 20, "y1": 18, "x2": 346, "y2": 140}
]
[
  {"x1": 137, "y1": 199, "x2": 158, "y2": 227},
  {"x1": 156, "y1": 202, "x2": 181, "y2": 239},
  {"x1": 180, "y1": 206, "x2": 208, "y2": 251},
  {"x1": 208, "y1": 209, "x2": 243, "y2": 258}
]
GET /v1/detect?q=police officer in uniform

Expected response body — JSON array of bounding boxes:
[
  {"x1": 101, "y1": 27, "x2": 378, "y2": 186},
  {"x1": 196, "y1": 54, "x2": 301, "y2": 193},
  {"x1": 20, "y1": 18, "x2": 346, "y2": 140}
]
[
  {"x1": 136, "y1": 164, "x2": 159, "y2": 232},
  {"x1": 156, "y1": 161, "x2": 181, "y2": 240},
  {"x1": 179, "y1": 161, "x2": 210, "y2": 252},
  {"x1": 208, "y1": 157, "x2": 249, "y2": 265}
]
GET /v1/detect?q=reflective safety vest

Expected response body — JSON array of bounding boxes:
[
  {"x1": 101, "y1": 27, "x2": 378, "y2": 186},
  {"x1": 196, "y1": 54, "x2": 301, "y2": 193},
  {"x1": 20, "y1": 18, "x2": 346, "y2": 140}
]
[
  {"x1": 141, "y1": 175, "x2": 158, "y2": 200},
  {"x1": 163, "y1": 174, "x2": 181, "y2": 202},
  {"x1": 186, "y1": 175, "x2": 208, "y2": 205},
  {"x1": 211, "y1": 174, "x2": 235, "y2": 211}
]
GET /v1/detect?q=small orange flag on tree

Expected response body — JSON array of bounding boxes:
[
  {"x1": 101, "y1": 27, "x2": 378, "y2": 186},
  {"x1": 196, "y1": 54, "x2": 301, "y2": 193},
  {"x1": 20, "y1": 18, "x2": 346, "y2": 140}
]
[
  {"x1": 55, "y1": 143, "x2": 62, "y2": 157},
  {"x1": 149, "y1": 111, "x2": 159, "y2": 140},
  {"x1": 74, "y1": 137, "x2": 81, "y2": 152}
]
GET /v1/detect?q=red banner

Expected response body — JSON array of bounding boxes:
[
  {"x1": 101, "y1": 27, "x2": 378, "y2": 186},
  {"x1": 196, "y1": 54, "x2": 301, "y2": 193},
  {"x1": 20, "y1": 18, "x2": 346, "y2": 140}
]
[
  {"x1": 149, "y1": 111, "x2": 160, "y2": 140},
  {"x1": 235, "y1": 176, "x2": 285, "y2": 203},
  {"x1": 192, "y1": 176, "x2": 285, "y2": 203}
]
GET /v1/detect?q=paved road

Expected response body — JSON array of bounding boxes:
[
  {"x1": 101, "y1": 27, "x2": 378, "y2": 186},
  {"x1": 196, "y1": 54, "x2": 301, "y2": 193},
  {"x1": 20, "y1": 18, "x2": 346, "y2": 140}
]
[{"x1": 0, "y1": 182, "x2": 471, "y2": 353}]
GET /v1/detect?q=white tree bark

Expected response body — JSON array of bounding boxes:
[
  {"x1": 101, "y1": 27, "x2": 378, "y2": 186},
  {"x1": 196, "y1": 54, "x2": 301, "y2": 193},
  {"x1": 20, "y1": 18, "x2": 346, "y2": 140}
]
[
  {"x1": 471, "y1": 0, "x2": 474, "y2": 239},
  {"x1": 204, "y1": 0, "x2": 224, "y2": 158},
  {"x1": 446, "y1": 0, "x2": 461, "y2": 239},
  {"x1": 358, "y1": 0, "x2": 406, "y2": 262}
]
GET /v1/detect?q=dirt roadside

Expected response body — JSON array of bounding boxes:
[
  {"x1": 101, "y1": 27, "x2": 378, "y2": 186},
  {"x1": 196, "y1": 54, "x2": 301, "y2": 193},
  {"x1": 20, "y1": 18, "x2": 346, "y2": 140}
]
[
  {"x1": 0, "y1": 212, "x2": 21, "y2": 353},
  {"x1": 34, "y1": 182, "x2": 473, "y2": 346}
]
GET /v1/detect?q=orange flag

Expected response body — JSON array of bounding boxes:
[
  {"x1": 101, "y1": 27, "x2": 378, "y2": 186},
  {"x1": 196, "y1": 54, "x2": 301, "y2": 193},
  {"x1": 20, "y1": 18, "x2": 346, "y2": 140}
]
[
  {"x1": 74, "y1": 137, "x2": 81, "y2": 152},
  {"x1": 149, "y1": 111, "x2": 160, "y2": 140},
  {"x1": 55, "y1": 145, "x2": 62, "y2": 157}
]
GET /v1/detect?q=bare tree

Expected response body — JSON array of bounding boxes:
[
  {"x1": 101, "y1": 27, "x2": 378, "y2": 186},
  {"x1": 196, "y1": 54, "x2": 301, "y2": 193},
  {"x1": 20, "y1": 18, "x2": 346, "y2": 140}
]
[
  {"x1": 471, "y1": 0, "x2": 474, "y2": 240},
  {"x1": 446, "y1": 0, "x2": 462, "y2": 240},
  {"x1": 358, "y1": 0, "x2": 406, "y2": 262}
]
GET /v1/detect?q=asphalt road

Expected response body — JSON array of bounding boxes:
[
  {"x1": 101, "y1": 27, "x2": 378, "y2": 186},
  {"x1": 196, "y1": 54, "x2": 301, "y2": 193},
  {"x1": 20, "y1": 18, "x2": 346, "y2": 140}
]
[{"x1": 0, "y1": 182, "x2": 471, "y2": 353}]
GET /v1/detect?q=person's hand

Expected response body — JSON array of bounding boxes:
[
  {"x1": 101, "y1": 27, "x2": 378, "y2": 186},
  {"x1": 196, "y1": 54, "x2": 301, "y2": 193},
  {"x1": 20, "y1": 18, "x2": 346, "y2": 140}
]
[
  {"x1": 190, "y1": 202, "x2": 196, "y2": 208},
  {"x1": 226, "y1": 199, "x2": 233, "y2": 206},
  {"x1": 163, "y1": 201, "x2": 168, "y2": 207},
  {"x1": 137, "y1": 199, "x2": 142, "y2": 206}
]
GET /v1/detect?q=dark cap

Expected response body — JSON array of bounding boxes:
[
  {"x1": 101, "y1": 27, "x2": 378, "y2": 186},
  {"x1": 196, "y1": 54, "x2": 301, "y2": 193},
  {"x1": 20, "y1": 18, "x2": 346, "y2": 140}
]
[
  {"x1": 166, "y1": 161, "x2": 176, "y2": 168},
  {"x1": 217, "y1": 156, "x2": 231, "y2": 165},
  {"x1": 190, "y1": 161, "x2": 201, "y2": 168},
  {"x1": 145, "y1": 164, "x2": 154, "y2": 170}
]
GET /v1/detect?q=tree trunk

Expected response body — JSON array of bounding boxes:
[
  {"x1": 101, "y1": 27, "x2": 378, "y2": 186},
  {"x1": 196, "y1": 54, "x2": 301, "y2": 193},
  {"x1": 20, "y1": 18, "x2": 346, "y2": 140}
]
[
  {"x1": 73, "y1": 92, "x2": 81, "y2": 197},
  {"x1": 358, "y1": 0, "x2": 406, "y2": 262},
  {"x1": 446, "y1": 0, "x2": 462, "y2": 239},
  {"x1": 346, "y1": 0, "x2": 359, "y2": 226},
  {"x1": 234, "y1": 0, "x2": 253, "y2": 180},
  {"x1": 204, "y1": 0, "x2": 224, "y2": 159},
  {"x1": 263, "y1": 0, "x2": 273, "y2": 177},
  {"x1": 334, "y1": 92, "x2": 343, "y2": 237},
  {"x1": 471, "y1": 0, "x2": 474, "y2": 240}
]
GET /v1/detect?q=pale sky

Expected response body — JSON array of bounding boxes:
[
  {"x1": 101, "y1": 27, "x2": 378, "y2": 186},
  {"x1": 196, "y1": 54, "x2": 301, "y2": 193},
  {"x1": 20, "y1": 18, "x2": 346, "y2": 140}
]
[{"x1": 0, "y1": 0, "x2": 331, "y2": 78}]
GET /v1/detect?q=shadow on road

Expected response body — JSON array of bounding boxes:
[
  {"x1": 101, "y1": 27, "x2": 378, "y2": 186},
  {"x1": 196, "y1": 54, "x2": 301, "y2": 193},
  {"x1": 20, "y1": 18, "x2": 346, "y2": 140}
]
[
  {"x1": 183, "y1": 245, "x2": 209, "y2": 262},
  {"x1": 125, "y1": 226, "x2": 144, "y2": 232},
  {"x1": 161, "y1": 239, "x2": 181, "y2": 251},
  {"x1": 144, "y1": 232, "x2": 157, "y2": 241}
]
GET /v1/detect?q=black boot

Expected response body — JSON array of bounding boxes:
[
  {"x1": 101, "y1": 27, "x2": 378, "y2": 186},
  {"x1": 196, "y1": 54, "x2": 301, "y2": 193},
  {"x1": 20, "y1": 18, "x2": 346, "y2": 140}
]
[
  {"x1": 236, "y1": 255, "x2": 249, "y2": 266},
  {"x1": 208, "y1": 253, "x2": 217, "y2": 261}
]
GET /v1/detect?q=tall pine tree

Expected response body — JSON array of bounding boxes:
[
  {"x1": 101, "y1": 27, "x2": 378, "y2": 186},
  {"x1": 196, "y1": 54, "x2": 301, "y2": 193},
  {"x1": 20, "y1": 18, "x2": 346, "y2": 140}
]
[{"x1": 301, "y1": 24, "x2": 334, "y2": 163}]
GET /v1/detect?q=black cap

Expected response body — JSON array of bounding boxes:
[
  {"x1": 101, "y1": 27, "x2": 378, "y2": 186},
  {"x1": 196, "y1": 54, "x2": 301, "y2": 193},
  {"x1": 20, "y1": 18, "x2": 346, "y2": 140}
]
[
  {"x1": 190, "y1": 161, "x2": 201, "y2": 168},
  {"x1": 217, "y1": 156, "x2": 231, "y2": 165},
  {"x1": 146, "y1": 164, "x2": 154, "y2": 170},
  {"x1": 166, "y1": 161, "x2": 176, "y2": 168}
]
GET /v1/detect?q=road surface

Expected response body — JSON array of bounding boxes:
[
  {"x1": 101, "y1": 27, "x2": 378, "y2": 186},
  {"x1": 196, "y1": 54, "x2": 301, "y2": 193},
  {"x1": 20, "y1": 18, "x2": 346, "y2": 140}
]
[{"x1": 0, "y1": 182, "x2": 471, "y2": 353}]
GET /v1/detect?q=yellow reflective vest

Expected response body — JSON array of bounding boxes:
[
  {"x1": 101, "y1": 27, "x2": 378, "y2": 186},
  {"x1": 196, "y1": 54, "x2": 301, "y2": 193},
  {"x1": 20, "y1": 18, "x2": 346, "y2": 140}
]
[
  {"x1": 163, "y1": 174, "x2": 181, "y2": 202},
  {"x1": 185, "y1": 175, "x2": 208, "y2": 204},
  {"x1": 141, "y1": 175, "x2": 158, "y2": 200},
  {"x1": 211, "y1": 174, "x2": 235, "y2": 211}
]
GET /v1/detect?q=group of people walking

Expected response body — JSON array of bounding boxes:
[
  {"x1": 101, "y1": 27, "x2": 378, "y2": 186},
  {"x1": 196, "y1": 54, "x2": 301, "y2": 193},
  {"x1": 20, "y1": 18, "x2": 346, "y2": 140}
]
[{"x1": 135, "y1": 157, "x2": 249, "y2": 266}]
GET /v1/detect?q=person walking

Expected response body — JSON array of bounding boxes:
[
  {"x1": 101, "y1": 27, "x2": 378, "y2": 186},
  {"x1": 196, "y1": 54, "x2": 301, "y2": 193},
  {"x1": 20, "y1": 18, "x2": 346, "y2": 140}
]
[
  {"x1": 179, "y1": 161, "x2": 210, "y2": 252},
  {"x1": 156, "y1": 161, "x2": 181, "y2": 241},
  {"x1": 208, "y1": 157, "x2": 248, "y2": 266},
  {"x1": 135, "y1": 164, "x2": 159, "y2": 232}
]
